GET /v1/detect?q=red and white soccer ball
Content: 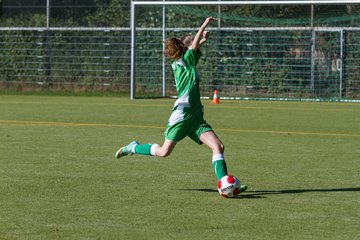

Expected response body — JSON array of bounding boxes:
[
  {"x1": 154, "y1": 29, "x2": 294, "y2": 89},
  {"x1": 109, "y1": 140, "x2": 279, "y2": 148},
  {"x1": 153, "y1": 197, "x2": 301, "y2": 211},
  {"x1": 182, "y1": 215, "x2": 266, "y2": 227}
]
[{"x1": 217, "y1": 175, "x2": 241, "y2": 198}]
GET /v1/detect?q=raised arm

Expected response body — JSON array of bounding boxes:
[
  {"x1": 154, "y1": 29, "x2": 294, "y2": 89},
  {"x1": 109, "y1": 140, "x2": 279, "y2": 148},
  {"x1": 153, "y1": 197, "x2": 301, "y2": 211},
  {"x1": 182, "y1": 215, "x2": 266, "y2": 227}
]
[{"x1": 191, "y1": 17, "x2": 218, "y2": 51}]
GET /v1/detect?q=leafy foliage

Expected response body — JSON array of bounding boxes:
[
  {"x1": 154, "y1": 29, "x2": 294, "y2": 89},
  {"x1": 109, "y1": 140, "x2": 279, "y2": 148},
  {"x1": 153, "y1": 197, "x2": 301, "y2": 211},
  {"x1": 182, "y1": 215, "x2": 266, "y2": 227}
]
[{"x1": 0, "y1": 1, "x2": 360, "y2": 99}]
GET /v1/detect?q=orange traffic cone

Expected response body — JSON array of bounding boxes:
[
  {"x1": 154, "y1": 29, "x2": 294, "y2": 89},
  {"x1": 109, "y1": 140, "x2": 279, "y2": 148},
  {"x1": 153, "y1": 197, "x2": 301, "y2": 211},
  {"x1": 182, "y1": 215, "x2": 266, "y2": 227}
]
[{"x1": 211, "y1": 89, "x2": 221, "y2": 104}]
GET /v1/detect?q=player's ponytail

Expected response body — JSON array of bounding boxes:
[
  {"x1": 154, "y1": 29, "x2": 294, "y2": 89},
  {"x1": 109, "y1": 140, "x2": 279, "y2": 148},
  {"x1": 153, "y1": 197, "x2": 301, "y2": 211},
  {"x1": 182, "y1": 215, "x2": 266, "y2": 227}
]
[{"x1": 165, "y1": 38, "x2": 187, "y2": 60}]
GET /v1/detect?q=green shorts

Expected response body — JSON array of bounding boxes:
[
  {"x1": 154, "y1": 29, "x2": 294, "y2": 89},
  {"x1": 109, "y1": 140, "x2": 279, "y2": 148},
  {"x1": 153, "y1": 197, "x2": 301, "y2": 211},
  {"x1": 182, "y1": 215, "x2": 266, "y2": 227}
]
[{"x1": 164, "y1": 107, "x2": 213, "y2": 144}]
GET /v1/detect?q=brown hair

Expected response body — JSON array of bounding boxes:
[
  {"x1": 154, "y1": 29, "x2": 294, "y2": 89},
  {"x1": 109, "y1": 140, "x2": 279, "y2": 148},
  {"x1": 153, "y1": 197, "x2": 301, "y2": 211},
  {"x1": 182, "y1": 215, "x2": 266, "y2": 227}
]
[{"x1": 165, "y1": 37, "x2": 187, "y2": 60}]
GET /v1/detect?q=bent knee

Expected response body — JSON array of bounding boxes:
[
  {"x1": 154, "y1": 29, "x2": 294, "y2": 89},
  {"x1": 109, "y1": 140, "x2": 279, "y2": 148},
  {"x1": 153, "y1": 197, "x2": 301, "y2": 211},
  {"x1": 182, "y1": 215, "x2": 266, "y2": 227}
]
[
  {"x1": 218, "y1": 143, "x2": 225, "y2": 153},
  {"x1": 156, "y1": 148, "x2": 172, "y2": 157},
  {"x1": 212, "y1": 142, "x2": 224, "y2": 154}
]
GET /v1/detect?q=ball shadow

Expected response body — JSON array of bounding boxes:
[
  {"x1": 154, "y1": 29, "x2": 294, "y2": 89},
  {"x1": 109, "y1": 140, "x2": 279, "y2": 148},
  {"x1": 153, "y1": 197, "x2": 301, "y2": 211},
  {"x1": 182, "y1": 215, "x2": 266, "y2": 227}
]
[{"x1": 177, "y1": 187, "x2": 360, "y2": 199}]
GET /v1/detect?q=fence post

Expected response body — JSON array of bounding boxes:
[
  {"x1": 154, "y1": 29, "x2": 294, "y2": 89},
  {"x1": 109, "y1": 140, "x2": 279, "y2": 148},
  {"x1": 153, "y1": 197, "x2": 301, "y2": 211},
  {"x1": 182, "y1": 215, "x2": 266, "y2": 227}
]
[
  {"x1": 310, "y1": 29, "x2": 315, "y2": 95},
  {"x1": 342, "y1": 30, "x2": 347, "y2": 99},
  {"x1": 162, "y1": 0, "x2": 166, "y2": 97},
  {"x1": 339, "y1": 29, "x2": 344, "y2": 99},
  {"x1": 45, "y1": 0, "x2": 51, "y2": 83},
  {"x1": 130, "y1": 1, "x2": 136, "y2": 100},
  {"x1": 46, "y1": 0, "x2": 50, "y2": 28}
]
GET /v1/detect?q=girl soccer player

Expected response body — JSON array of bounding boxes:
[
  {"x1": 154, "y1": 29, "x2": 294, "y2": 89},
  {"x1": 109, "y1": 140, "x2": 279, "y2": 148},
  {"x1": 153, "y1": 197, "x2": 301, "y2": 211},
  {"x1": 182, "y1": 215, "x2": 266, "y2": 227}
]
[{"x1": 115, "y1": 17, "x2": 246, "y2": 193}]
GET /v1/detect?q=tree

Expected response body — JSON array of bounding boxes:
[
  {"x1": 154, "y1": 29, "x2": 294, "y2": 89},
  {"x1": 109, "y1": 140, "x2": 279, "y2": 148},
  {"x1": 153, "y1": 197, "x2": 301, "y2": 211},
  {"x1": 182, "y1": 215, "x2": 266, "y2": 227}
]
[{"x1": 86, "y1": 0, "x2": 129, "y2": 27}]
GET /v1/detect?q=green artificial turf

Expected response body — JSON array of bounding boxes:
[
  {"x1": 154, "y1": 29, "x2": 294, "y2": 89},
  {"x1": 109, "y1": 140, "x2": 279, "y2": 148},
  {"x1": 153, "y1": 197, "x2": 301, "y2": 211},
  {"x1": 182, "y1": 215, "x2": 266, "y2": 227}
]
[{"x1": 0, "y1": 95, "x2": 359, "y2": 239}]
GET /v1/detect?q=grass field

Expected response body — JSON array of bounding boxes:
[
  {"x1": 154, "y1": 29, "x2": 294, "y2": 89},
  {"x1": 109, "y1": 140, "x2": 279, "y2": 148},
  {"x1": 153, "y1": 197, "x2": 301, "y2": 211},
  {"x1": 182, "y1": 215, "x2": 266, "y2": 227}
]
[{"x1": 0, "y1": 95, "x2": 359, "y2": 240}]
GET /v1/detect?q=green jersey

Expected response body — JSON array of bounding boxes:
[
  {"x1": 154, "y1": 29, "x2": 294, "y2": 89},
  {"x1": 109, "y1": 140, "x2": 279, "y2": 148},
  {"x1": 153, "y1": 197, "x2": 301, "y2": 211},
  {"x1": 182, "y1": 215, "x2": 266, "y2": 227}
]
[
  {"x1": 164, "y1": 48, "x2": 212, "y2": 144},
  {"x1": 171, "y1": 48, "x2": 203, "y2": 110}
]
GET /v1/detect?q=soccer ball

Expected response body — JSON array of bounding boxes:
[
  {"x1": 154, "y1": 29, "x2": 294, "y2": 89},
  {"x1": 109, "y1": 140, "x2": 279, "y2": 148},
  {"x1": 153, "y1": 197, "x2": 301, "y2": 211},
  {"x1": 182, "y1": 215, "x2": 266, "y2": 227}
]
[{"x1": 217, "y1": 175, "x2": 241, "y2": 198}]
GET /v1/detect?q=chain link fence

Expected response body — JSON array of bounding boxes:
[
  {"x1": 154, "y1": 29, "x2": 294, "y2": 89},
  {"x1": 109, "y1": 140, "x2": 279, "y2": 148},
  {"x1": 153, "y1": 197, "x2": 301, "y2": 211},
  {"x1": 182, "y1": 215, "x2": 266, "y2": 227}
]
[{"x1": 1, "y1": 1, "x2": 360, "y2": 101}]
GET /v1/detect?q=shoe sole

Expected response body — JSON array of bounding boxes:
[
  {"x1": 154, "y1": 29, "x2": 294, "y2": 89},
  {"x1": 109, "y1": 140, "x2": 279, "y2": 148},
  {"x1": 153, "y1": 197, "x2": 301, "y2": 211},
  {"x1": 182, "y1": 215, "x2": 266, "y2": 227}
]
[
  {"x1": 115, "y1": 148, "x2": 124, "y2": 158},
  {"x1": 115, "y1": 141, "x2": 139, "y2": 159}
]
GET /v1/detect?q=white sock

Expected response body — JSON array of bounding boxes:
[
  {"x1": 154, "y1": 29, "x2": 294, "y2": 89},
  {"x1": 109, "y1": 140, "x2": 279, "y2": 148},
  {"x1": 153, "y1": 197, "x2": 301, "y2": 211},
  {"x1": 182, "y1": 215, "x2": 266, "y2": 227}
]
[
  {"x1": 212, "y1": 153, "x2": 225, "y2": 163},
  {"x1": 150, "y1": 144, "x2": 159, "y2": 156}
]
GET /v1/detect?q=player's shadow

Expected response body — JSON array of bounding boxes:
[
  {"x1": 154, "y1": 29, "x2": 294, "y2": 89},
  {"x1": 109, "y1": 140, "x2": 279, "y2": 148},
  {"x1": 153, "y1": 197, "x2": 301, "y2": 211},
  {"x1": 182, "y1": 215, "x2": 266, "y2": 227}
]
[{"x1": 179, "y1": 187, "x2": 360, "y2": 199}]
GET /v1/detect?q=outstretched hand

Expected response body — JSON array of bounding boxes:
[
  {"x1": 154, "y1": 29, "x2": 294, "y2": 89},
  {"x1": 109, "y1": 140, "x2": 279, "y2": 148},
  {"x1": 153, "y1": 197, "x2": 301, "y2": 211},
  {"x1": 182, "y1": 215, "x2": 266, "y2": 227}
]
[
  {"x1": 202, "y1": 17, "x2": 219, "y2": 28},
  {"x1": 206, "y1": 17, "x2": 219, "y2": 23},
  {"x1": 193, "y1": 17, "x2": 219, "y2": 51}
]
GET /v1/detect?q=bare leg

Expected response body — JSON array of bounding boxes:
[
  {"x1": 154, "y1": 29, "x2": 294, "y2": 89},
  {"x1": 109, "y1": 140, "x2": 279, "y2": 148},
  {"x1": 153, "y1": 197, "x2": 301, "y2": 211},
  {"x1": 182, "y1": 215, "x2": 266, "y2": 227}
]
[
  {"x1": 199, "y1": 130, "x2": 227, "y2": 180},
  {"x1": 154, "y1": 139, "x2": 177, "y2": 157},
  {"x1": 199, "y1": 130, "x2": 224, "y2": 155}
]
